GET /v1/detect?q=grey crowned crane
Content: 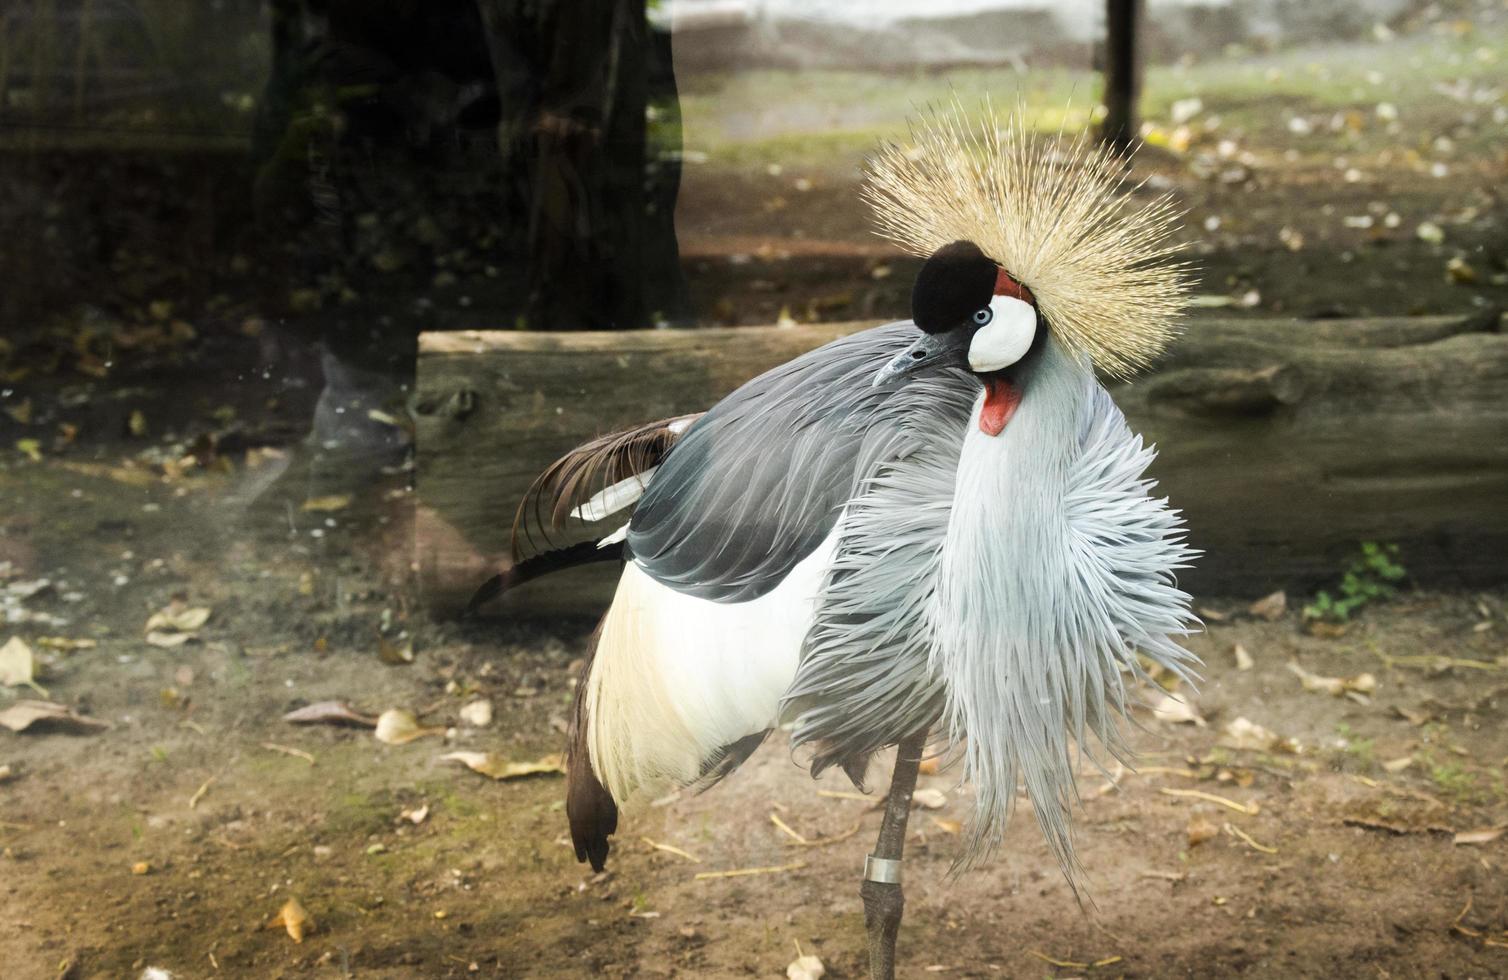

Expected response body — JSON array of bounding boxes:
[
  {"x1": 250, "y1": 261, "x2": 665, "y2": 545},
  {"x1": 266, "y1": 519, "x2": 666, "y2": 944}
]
[{"x1": 486, "y1": 105, "x2": 1199, "y2": 978}]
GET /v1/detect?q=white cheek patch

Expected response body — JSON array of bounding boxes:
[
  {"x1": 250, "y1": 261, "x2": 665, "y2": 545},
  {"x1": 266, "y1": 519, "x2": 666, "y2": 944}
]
[{"x1": 968, "y1": 295, "x2": 1037, "y2": 372}]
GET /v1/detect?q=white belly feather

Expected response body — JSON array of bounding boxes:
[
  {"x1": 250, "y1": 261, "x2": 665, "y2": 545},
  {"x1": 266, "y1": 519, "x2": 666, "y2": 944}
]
[{"x1": 585, "y1": 526, "x2": 839, "y2": 804}]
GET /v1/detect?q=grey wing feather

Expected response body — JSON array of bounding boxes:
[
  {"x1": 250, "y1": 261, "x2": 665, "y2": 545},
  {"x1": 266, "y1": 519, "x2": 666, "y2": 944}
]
[
  {"x1": 782, "y1": 369, "x2": 977, "y2": 777},
  {"x1": 628, "y1": 321, "x2": 969, "y2": 602}
]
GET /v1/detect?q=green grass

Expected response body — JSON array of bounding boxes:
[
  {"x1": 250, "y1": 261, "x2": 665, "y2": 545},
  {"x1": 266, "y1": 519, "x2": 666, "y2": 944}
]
[{"x1": 679, "y1": 21, "x2": 1508, "y2": 170}]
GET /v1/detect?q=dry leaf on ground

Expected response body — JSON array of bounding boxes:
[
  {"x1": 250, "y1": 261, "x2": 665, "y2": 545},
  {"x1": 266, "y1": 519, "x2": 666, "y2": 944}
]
[
  {"x1": 1219, "y1": 716, "x2": 1299, "y2": 753},
  {"x1": 1187, "y1": 815, "x2": 1219, "y2": 847},
  {"x1": 1287, "y1": 662, "x2": 1377, "y2": 698},
  {"x1": 267, "y1": 896, "x2": 315, "y2": 942},
  {"x1": 441, "y1": 751, "x2": 565, "y2": 780},
  {"x1": 459, "y1": 700, "x2": 493, "y2": 727},
  {"x1": 912, "y1": 787, "x2": 947, "y2": 809},
  {"x1": 374, "y1": 708, "x2": 444, "y2": 745},
  {"x1": 1233, "y1": 644, "x2": 1254, "y2": 671},
  {"x1": 377, "y1": 634, "x2": 415, "y2": 665},
  {"x1": 1151, "y1": 690, "x2": 1206, "y2": 727},
  {"x1": 0, "y1": 636, "x2": 47, "y2": 695},
  {"x1": 1248, "y1": 590, "x2": 1287, "y2": 621},
  {"x1": 145, "y1": 630, "x2": 195, "y2": 649},
  {"x1": 283, "y1": 700, "x2": 377, "y2": 728},
  {"x1": 145, "y1": 603, "x2": 211, "y2": 634},
  {"x1": 0, "y1": 699, "x2": 109, "y2": 733}
]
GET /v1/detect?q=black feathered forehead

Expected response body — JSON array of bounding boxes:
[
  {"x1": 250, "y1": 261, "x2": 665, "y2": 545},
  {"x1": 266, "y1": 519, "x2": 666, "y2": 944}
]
[{"x1": 910, "y1": 240, "x2": 997, "y2": 334}]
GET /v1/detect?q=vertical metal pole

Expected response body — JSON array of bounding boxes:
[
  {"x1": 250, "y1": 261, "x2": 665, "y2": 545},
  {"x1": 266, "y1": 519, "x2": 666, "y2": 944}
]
[{"x1": 1100, "y1": 0, "x2": 1144, "y2": 155}]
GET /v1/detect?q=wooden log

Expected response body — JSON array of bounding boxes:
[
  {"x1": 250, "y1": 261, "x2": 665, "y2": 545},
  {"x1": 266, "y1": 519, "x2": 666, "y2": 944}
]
[{"x1": 415, "y1": 312, "x2": 1508, "y2": 618}]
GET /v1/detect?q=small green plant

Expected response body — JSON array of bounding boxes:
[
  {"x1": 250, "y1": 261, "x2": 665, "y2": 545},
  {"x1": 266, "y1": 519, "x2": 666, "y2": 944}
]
[{"x1": 1303, "y1": 542, "x2": 1406, "y2": 622}]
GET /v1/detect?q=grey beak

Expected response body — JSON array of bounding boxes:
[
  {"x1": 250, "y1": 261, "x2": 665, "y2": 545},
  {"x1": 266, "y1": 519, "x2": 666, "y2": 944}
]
[{"x1": 872, "y1": 328, "x2": 968, "y2": 387}]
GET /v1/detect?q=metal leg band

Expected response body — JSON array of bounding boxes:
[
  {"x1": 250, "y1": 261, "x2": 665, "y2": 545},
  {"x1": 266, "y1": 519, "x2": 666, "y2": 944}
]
[{"x1": 864, "y1": 854, "x2": 903, "y2": 885}]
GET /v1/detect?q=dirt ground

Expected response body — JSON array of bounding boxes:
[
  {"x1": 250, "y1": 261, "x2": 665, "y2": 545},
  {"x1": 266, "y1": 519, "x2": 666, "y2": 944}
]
[
  {"x1": 2, "y1": 12, "x2": 1507, "y2": 980},
  {"x1": 1, "y1": 408, "x2": 1507, "y2": 979}
]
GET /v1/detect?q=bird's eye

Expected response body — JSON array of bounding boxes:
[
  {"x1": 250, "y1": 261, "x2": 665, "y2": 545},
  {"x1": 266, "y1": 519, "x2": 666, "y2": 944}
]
[{"x1": 972, "y1": 308, "x2": 993, "y2": 325}]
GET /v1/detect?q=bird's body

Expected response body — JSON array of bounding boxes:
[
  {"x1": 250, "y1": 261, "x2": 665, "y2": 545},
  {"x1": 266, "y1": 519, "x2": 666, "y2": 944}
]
[{"x1": 496, "y1": 104, "x2": 1202, "y2": 978}]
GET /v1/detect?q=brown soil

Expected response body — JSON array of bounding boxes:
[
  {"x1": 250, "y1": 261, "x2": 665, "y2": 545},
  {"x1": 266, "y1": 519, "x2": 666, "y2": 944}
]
[{"x1": 2, "y1": 443, "x2": 1507, "y2": 979}]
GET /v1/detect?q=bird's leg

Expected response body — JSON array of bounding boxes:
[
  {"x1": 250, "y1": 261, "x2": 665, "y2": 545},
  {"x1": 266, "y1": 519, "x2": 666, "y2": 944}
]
[{"x1": 860, "y1": 729, "x2": 927, "y2": 980}]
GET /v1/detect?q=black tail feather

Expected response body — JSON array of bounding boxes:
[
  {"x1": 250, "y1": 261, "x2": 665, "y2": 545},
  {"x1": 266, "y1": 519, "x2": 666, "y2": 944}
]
[
  {"x1": 463, "y1": 540, "x2": 625, "y2": 618},
  {"x1": 566, "y1": 623, "x2": 618, "y2": 871}
]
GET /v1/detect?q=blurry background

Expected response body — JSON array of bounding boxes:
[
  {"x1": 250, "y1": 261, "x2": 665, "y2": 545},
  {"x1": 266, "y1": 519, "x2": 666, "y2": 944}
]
[{"x1": 1, "y1": 2, "x2": 1506, "y2": 977}]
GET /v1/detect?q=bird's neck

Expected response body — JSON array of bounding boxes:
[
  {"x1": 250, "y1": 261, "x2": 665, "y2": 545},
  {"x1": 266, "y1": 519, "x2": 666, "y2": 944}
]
[
  {"x1": 929, "y1": 336, "x2": 1095, "y2": 861},
  {"x1": 965, "y1": 336, "x2": 1091, "y2": 492}
]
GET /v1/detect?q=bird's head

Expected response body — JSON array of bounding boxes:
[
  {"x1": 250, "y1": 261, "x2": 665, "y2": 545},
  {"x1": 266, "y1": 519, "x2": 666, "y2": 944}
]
[
  {"x1": 862, "y1": 102, "x2": 1195, "y2": 436},
  {"x1": 873, "y1": 239, "x2": 1041, "y2": 436}
]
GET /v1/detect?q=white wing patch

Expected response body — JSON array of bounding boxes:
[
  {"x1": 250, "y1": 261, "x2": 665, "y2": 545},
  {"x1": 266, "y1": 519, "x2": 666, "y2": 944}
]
[
  {"x1": 585, "y1": 524, "x2": 841, "y2": 805},
  {"x1": 572, "y1": 466, "x2": 660, "y2": 522}
]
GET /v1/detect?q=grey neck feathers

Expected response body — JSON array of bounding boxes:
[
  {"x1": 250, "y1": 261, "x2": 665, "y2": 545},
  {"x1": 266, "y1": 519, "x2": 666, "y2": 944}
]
[{"x1": 930, "y1": 335, "x2": 1199, "y2": 888}]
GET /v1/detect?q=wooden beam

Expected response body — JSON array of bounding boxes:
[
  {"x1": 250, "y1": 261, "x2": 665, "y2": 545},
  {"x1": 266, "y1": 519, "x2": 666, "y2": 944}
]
[{"x1": 416, "y1": 312, "x2": 1508, "y2": 619}]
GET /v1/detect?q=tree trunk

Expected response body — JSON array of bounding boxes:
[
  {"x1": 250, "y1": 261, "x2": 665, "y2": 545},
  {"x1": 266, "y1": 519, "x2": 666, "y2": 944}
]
[
  {"x1": 477, "y1": 0, "x2": 684, "y2": 331},
  {"x1": 414, "y1": 312, "x2": 1508, "y2": 617}
]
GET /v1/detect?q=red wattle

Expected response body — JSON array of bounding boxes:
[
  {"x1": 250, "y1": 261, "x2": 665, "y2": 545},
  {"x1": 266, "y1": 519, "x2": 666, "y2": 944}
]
[{"x1": 979, "y1": 377, "x2": 1021, "y2": 436}]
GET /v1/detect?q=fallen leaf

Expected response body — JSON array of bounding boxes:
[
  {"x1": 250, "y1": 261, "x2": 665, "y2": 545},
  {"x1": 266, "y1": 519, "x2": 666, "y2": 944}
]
[
  {"x1": 15, "y1": 439, "x2": 41, "y2": 462},
  {"x1": 283, "y1": 700, "x2": 378, "y2": 728},
  {"x1": 3, "y1": 399, "x2": 32, "y2": 425},
  {"x1": 0, "y1": 636, "x2": 47, "y2": 695},
  {"x1": 0, "y1": 763, "x2": 14, "y2": 782},
  {"x1": 1306, "y1": 621, "x2": 1349, "y2": 639},
  {"x1": 1186, "y1": 815, "x2": 1219, "y2": 847},
  {"x1": 128, "y1": 410, "x2": 148, "y2": 437},
  {"x1": 1248, "y1": 591, "x2": 1287, "y2": 621},
  {"x1": 145, "y1": 604, "x2": 211, "y2": 633},
  {"x1": 131, "y1": 861, "x2": 151, "y2": 875},
  {"x1": 267, "y1": 896, "x2": 315, "y2": 943},
  {"x1": 1382, "y1": 755, "x2": 1414, "y2": 773},
  {"x1": 401, "y1": 804, "x2": 430, "y2": 825},
  {"x1": 145, "y1": 630, "x2": 195, "y2": 649},
  {"x1": 1219, "y1": 716, "x2": 1298, "y2": 753},
  {"x1": 1393, "y1": 705, "x2": 1432, "y2": 726},
  {"x1": 912, "y1": 787, "x2": 947, "y2": 809},
  {"x1": 1233, "y1": 644, "x2": 1254, "y2": 671},
  {"x1": 459, "y1": 700, "x2": 493, "y2": 727},
  {"x1": 1151, "y1": 690, "x2": 1206, "y2": 727},
  {"x1": 441, "y1": 750, "x2": 565, "y2": 780},
  {"x1": 787, "y1": 953, "x2": 825, "y2": 980},
  {"x1": 374, "y1": 708, "x2": 444, "y2": 745},
  {"x1": 918, "y1": 756, "x2": 942, "y2": 775},
  {"x1": 1287, "y1": 662, "x2": 1377, "y2": 698},
  {"x1": 0, "y1": 699, "x2": 109, "y2": 733},
  {"x1": 377, "y1": 635, "x2": 415, "y2": 665},
  {"x1": 1454, "y1": 827, "x2": 1505, "y2": 846},
  {"x1": 301, "y1": 495, "x2": 351, "y2": 513}
]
